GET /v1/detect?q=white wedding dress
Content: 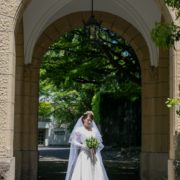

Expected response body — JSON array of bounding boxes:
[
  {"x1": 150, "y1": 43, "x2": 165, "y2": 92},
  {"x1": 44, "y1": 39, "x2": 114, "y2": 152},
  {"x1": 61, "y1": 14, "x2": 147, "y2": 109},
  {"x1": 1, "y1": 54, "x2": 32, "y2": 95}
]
[{"x1": 66, "y1": 126, "x2": 109, "y2": 180}]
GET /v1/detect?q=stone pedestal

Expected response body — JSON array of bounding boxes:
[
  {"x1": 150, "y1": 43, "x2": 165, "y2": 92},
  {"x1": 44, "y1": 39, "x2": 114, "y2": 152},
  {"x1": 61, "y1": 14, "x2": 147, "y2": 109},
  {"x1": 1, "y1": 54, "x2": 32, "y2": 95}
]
[
  {"x1": 141, "y1": 152, "x2": 168, "y2": 180},
  {"x1": 0, "y1": 157, "x2": 15, "y2": 180}
]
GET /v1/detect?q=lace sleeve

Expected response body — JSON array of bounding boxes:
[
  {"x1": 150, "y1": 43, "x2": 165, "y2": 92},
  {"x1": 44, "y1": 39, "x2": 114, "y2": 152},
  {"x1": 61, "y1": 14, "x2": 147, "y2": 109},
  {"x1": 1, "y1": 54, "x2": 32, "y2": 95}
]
[{"x1": 71, "y1": 130, "x2": 88, "y2": 150}]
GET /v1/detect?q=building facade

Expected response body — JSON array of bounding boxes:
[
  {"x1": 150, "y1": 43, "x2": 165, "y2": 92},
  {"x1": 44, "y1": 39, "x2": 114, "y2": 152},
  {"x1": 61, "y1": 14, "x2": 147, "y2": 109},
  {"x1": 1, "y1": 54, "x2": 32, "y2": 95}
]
[
  {"x1": 38, "y1": 121, "x2": 69, "y2": 146},
  {"x1": 0, "y1": 0, "x2": 179, "y2": 179}
]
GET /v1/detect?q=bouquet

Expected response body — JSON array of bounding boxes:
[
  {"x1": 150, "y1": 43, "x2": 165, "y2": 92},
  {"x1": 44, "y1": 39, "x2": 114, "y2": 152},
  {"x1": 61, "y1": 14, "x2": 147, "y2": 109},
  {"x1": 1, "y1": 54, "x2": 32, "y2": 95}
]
[
  {"x1": 85, "y1": 137, "x2": 99, "y2": 162},
  {"x1": 85, "y1": 136, "x2": 99, "y2": 149}
]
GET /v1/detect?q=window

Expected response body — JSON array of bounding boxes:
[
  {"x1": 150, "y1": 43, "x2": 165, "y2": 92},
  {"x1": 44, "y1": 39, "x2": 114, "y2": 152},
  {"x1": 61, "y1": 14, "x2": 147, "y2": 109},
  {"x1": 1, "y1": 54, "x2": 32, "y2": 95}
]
[
  {"x1": 38, "y1": 129, "x2": 46, "y2": 145},
  {"x1": 54, "y1": 130, "x2": 65, "y2": 136}
]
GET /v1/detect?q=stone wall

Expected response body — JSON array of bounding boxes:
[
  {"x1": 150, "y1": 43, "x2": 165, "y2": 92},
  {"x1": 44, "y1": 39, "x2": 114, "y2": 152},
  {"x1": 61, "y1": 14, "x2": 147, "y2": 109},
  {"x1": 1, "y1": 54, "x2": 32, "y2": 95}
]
[{"x1": 0, "y1": 0, "x2": 25, "y2": 179}]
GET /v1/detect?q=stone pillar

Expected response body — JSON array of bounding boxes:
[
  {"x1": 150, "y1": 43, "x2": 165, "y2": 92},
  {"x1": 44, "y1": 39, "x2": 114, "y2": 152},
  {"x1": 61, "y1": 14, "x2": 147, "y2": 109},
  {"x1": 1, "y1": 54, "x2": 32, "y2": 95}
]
[
  {"x1": 141, "y1": 48, "x2": 169, "y2": 180},
  {"x1": 168, "y1": 41, "x2": 180, "y2": 180},
  {"x1": 14, "y1": 16, "x2": 39, "y2": 180},
  {"x1": 0, "y1": 9, "x2": 17, "y2": 180},
  {"x1": 174, "y1": 44, "x2": 180, "y2": 180},
  {"x1": 168, "y1": 128, "x2": 180, "y2": 180},
  {"x1": 15, "y1": 20, "x2": 40, "y2": 178},
  {"x1": 14, "y1": 64, "x2": 39, "y2": 180}
]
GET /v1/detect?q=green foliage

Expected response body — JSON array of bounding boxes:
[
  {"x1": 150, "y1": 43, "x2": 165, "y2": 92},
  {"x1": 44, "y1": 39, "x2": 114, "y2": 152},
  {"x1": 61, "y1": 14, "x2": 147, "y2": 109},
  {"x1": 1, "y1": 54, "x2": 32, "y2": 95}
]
[
  {"x1": 39, "y1": 27, "x2": 141, "y2": 126},
  {"x1": 39, "y1": 69, "x2": 85, "y2": 125},
  {"x1": 165, "y1": 0, "x2": 180, "y2": 7},
  {"x1": 165, "y1": 98, "x2": 180, "y2": 116},
  {"x1": 151, "y1": 23, "x2": 177, "y2": 48},
  {"x1": 52, "y1": 90, "x2": 80, "y2": 118},
  {"x1": 91, "y1": 81, "x2": 141, "y2": 124},
  {"x1": 165, "y1": 97, "x2": 180, "y2": 107},
  {"x1": 42, "y1": 28, "x2": 140, "y2": 88},
  {"x1": 165, "y1": 0, "x2": 180, "y2": 17},
  {"x1": 151, "y1": 0, "x2": 180, "y2": 48},
  {"x1": 85, "y1": 136, "x2": 99, "y2": 149},
  {"x1": 100, "y1": 81, "x2": 141, "y2": 101},
  {"x1": 92, "y1": 92, "x2": 101, "y2": 123},
  {"x1": 152, "y1": 1, "x2": 180, "y2": 116},
  {"x1": 38, "y1": 101, "x2": 53, "y2": 120}
]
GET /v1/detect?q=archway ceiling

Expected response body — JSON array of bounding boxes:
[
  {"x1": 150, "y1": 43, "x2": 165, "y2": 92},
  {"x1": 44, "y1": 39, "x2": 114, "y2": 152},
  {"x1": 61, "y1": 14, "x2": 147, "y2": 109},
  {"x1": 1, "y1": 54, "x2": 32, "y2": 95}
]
[{"x1": 23, "y1": 0, "x2": 161, "y2": 66}]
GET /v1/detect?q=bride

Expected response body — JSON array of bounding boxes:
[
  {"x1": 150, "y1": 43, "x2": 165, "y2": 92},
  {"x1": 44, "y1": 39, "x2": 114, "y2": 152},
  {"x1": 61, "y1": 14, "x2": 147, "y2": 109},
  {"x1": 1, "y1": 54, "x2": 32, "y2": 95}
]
[{"x1": 65, "y1": 111, "x2": 109, "y2": 180}]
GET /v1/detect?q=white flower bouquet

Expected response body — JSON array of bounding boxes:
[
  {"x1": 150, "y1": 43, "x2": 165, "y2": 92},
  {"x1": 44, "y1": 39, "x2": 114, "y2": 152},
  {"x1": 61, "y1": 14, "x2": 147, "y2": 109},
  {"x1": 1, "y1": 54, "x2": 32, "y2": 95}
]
[
  {"x1": 85, "y1": 136, "x2": 99, "y2": 162},
  {"x1": 85, "y1": 136, "x2": 99, "y2": 149}
]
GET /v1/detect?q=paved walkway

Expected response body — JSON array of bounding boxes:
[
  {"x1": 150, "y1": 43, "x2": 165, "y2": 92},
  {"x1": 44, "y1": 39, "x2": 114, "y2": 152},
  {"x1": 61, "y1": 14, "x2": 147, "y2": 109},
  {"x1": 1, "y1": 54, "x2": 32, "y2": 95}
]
[
  {"x1": 39, "y1": 146, "x2": 139, "y2": 160},
  {"x1": 38, "y1": 146, "x2": 140, "y2": 180}
]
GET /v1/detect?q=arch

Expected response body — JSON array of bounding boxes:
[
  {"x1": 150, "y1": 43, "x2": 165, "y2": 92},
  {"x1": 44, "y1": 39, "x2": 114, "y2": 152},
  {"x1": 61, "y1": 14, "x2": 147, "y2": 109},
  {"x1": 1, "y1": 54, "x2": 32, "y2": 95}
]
[
  {"x1": 12, "y1": 1, "x2": 175, "y2": 180},
  {"x1": 32, "y1": 11, "x2": 150, "y2": 69},
  {"x1": 23, "y1": 0, "x2": 161, "y2": 66},
  {"x1": 14, "y1": 10, "x2": 170, "y2": 180}
]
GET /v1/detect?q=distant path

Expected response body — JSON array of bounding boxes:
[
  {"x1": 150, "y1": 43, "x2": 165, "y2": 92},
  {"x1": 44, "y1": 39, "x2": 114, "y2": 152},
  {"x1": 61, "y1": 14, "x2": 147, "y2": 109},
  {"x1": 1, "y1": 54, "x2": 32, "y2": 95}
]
[{"x1": 39, "y1": 146, "x2": 70, "y2": 161}]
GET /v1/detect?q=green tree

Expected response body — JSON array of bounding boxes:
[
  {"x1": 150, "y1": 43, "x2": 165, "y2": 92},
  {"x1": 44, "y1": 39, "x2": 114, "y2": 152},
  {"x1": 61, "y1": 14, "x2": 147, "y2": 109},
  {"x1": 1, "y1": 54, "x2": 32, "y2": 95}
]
[
  {"x1": 39, "y1": 27, "x2": 141, "y2": 125},
  {"x1": 42, "y1": 28, "x2": 140, "y2": 87},
  {"x1": 39, "y1": 69, "x2": 85, "y2": 126}
]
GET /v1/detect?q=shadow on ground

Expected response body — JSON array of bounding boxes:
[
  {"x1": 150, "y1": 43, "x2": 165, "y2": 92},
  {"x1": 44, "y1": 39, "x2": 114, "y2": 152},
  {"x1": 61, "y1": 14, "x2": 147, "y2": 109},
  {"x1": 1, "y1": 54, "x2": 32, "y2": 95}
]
[
  {"x1": 38, "y1": 161, "x2": 139, "y2": 180},
  {"x1": 38, "y1": 147, "x2": 140, "y2": 180}
]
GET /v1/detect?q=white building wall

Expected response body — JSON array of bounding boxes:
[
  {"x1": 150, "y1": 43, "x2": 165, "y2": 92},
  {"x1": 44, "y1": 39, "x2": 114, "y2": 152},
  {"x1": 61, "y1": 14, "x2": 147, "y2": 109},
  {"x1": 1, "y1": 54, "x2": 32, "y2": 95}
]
[{"x1": 38, "y1": 121, "x2": 70, "y2": 146}]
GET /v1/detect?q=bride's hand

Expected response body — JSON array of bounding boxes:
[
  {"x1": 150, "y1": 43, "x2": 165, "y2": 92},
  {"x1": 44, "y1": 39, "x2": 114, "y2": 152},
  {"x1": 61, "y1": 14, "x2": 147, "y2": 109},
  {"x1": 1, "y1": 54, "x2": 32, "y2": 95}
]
[{"x1": 90, "y1": 148, "x2": 96, "y2": 155}]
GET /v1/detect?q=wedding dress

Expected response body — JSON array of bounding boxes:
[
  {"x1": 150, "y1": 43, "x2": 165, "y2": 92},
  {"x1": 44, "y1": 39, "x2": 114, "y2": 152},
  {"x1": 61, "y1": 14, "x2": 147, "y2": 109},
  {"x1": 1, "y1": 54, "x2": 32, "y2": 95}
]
[{"x1": 65, "y1": 117, "x2": 109, "y2": 180}]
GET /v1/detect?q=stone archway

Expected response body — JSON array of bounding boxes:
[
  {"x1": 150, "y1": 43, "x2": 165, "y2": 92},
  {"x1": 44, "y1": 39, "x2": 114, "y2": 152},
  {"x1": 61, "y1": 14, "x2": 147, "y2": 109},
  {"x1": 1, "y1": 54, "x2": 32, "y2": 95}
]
[
  {"x1": 14, "y1": 11, "x2": 170, "y2": 180},
  {"x1": 1, "y1": 0, "x2": 179, "y2": 180}
]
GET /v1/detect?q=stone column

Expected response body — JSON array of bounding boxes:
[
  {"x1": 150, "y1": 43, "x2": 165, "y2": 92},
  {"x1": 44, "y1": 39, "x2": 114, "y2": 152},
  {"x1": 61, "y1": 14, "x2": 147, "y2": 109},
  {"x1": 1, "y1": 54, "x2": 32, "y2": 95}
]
[
  {"x1": 14, "y1": 16, "x2": 39, "y2": 179},
  {"x1": 0, "y1": 1, "x2": 25, "y2": 179},
  {"x1": 168, "y1": 41, "x2": 180, "y2": 180},
  {"x1": 0, "y1": 12, "x2": 16, "y2": 180},
  {"x1": 141, "y1": 48, "x2": 169, "y2": 180},
  {"x1": 174, "y1": 41, "x2": 180, "y2": 180},
  {"x1": 165, "y1": 5, "x2": 180, "y2": 179},
  {"x1": 19, "y1": 65, "x2": 39, "y2": 180}
]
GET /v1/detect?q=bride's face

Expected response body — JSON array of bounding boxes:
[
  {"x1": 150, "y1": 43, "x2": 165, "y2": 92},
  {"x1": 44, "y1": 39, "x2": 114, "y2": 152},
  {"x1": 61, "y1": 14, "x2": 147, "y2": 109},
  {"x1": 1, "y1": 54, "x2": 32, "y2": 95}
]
[{"x1": 83, "y1": 115, "x2": 93, "y2": 129}]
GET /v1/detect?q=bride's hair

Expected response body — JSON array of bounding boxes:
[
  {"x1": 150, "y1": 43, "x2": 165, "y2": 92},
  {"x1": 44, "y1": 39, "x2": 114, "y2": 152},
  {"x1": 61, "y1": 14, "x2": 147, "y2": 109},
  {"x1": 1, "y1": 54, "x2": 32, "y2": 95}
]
[{"x1": 82, "y1": 111, "x2": 94, "y2": 122}]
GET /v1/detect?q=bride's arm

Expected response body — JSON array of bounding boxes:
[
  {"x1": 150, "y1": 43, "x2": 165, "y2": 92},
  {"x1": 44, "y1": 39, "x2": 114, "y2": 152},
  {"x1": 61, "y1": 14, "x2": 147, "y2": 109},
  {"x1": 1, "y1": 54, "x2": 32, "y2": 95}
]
[{"x1": 71, "y1": 131, "x2": 88, "y2": 150}]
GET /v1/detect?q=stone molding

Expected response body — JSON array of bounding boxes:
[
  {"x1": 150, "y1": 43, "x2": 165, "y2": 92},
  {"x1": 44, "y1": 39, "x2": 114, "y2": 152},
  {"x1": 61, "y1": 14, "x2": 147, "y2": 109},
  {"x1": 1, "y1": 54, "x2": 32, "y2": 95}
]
[
  {"x1": 0, "y1": 157, "x2": 15, "y2": 180},
  {"x1": 0, "y1": 163, "x2": 9, "y2": 180}
]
